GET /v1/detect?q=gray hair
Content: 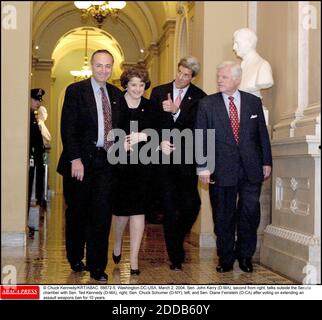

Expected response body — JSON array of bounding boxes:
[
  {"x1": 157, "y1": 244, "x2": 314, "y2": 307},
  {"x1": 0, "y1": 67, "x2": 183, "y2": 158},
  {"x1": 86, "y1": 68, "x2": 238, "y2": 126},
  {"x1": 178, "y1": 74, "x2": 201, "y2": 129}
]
[
  {"x1": 178, "y1": 56, "x2": 200, "y2": 77},
  {"x1": 233, "y1": 28, "x2": 257, "y2": 50},
  {"x1": 217, "y1": 61, "x2": 242, "y2": 80}
]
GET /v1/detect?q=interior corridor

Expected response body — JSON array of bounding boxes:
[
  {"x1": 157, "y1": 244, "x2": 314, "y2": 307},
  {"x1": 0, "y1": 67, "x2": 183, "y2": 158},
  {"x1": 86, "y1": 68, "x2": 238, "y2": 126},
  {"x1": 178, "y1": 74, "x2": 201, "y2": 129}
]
[{"x1": 1, "y1": 195, "x2": 295, "y2": 285}]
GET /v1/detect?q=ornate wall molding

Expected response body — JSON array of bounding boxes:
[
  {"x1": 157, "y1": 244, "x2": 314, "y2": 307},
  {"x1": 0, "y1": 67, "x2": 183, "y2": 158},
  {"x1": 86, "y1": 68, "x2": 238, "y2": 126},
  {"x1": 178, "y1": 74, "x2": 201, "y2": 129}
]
[
  {"x1": 148, "y1": 42, "x2": 160, "y2": 56},
  {"x1": 176, "y1": 1, "x2": 185, "y2": 15},
  {"x1": 32, "y1": 57, "x2": 54, "y2": 71},
  {"x1": 174, "y1": 6, "x2": 189, "y2": 66},
  {"x1": 143, "y1": 42, "x2": 159, "y2": 67},
  {"x1": 162, "y1": 19, "x2": 177, "y2": 33},
  {"x1": 272, "y1": 136, "x2": 321, "y2": 158},
  {"x1": 275, "y1": 177, "x2": 310, "y2": 216},
  {"x1": 158, "y1": 19, "x2": 176, "y2": 50},
  {"x1": 264, "y1": 225, "x2": 319, "y2": 246}
]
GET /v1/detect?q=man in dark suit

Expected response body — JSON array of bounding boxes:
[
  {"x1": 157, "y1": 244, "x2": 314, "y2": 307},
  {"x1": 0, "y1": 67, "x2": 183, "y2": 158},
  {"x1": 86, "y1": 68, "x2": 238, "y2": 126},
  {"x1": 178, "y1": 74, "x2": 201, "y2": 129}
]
[
  {"x1": 57, "y1": 49, "x2": 123, "y2": 281},
  {"x1": 196, "y1": 61, "x2": 272, "y2": 273},
  {"x1": 150, "y1": 56, "x2": 206, "y2": 271}
]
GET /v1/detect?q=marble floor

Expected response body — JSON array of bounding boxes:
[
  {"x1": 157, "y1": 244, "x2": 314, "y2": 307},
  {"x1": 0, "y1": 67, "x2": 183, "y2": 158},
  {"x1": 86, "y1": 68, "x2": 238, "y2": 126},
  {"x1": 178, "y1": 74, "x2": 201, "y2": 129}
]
[{"x1": 2, "y1": 195, "x2": 295, "y2": 285}]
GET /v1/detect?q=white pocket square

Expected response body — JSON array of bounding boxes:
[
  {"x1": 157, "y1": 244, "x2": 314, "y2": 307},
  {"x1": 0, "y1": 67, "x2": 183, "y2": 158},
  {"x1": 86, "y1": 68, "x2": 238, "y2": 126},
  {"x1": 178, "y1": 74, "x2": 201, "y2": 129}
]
[{"x1": 250, "y1": 114, "x2": 258, "y2": 119}]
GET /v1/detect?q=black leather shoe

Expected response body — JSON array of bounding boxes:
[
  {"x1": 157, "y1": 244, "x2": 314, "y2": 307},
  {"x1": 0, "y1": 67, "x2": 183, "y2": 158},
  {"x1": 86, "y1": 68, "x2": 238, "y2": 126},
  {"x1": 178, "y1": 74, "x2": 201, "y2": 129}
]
[
  {"x1": 238, "y1": 258, "x2": 253, "y2": 273},
  {"x1": 90, "y1": 270, "x2": 108, "y2": 281},
  {"x1": 71, "y1": 261, "x2": 86, "y2": 272},
  {"x1": 216, "y1": 263, "x2": 234, "y2": 273},
  {"x1": 112, "y1": 252, "x2": 121, "y2": 264},
  {"x1": 170, "y1": 263, "x2": 182, "y2": 271},
  {"x1": 130, "y1": 269, "x2": 141, "y2": 275},
  {"x1": 28, "y1": 227, "x2": 35, "y2": 237}
]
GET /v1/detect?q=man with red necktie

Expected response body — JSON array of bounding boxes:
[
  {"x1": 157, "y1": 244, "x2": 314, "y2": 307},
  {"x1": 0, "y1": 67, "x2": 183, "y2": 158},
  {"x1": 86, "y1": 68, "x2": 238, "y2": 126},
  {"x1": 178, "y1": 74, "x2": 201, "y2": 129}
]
[{"x1": 196, "y1": 61, "x2": 272, "y2": 273}]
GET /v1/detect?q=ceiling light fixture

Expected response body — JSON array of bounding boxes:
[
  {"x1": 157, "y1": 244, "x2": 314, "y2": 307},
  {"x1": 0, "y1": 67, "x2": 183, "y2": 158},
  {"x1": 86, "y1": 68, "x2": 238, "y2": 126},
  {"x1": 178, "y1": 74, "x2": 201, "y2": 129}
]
[
  {"x1": 74, "y1": 1, "x2": 126, "y2": 28},
  {"x1": 70, "y1": 30, "x2": 92, "y2": 81}
]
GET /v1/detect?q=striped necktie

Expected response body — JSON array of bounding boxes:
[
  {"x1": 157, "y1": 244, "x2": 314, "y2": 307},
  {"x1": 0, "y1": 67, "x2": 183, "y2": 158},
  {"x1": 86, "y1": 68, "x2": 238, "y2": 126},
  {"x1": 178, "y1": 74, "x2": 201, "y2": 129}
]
[{"x1": 100, "y1": 87, "x2": 113, "y2": 150}]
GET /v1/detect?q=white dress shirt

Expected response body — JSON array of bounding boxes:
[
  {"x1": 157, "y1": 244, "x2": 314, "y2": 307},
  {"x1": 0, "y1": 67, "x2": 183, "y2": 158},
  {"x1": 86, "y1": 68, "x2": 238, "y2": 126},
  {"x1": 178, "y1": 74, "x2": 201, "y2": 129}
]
[{"x1": 172, "y1": 83, "x2": 189, "y2": 122}]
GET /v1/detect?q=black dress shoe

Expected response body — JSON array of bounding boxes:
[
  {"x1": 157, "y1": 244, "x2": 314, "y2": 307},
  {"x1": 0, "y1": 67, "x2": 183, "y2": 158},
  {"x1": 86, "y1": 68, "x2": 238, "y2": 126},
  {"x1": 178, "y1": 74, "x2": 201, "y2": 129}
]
[
  {"x1": 28, "y1": 227, "x2": 35, "y2": 237},
  {"x1": 238, "y1": 258, "x2": 253, "y2": 273},
  {"x1": 90, "y1": 270, "x2": 108, "y2": 281},
  {"x1": 130, "y1": 269, "x2": 141, "y2": 275},
  {"x1": 112, "y1": 252, "x2": 121, "y2": 264},
  {"x1": 216, "y1": 263, "x2": 234, "y2": 273},
  {"x1": 170, "y1": 263, "x2": 182, "y2": 271},
  {"x1": 71, "y1": 261, "x2": 86, "y2": 272}
]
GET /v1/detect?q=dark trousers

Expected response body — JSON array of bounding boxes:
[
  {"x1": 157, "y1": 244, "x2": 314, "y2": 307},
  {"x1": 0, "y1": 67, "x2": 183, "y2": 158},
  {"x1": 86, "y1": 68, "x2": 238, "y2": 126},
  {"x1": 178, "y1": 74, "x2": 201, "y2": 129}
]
[
  {"x1": 209, "y1": 167, "x2": 262, "y2": 265},
  {"x1": 63, "y1": 149, "x2": 115, "y2": 271},
  {"x1": 28, "y1": 156, "x2": 44, "y2": 208},
  {"x1": 160, "y1": 166, "x2": 201, "y2": 264}
]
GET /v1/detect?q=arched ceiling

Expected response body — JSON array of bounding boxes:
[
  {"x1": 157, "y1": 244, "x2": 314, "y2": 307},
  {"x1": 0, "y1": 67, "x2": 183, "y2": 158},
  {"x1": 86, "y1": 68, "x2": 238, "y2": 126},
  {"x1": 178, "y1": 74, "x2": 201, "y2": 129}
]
[
  {"x1": 32, "y1": 1, "x2": 178, "y2": 61},
  {"x1": 51, "y1": 27, "x2": 125, "y2": 75}
]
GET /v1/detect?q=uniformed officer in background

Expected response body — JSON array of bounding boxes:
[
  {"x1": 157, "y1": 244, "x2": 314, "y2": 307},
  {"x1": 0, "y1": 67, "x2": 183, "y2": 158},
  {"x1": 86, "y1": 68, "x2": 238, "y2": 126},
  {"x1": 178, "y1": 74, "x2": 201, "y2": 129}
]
[{"x1": 29, "y1": 88, "x2": 46, "y2": 218}]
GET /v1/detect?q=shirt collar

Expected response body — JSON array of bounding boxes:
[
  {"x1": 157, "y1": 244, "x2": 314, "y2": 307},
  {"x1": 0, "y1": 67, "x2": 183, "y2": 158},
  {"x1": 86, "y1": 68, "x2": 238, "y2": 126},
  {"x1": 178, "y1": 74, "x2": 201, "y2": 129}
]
[
  {"x1": 173, "y1": 82, "x2": 189, "y2": 95},
  {"x1": 91, "y1": 77, "x2": 106, "y2": 94},
  {"x1": 222, "y1": 90, "x2": 240, "y2": 101}
]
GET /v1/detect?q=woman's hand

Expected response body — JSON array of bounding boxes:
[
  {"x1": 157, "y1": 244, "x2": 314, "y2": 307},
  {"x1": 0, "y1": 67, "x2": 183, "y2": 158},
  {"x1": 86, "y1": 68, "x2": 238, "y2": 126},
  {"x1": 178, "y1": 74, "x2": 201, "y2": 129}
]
[{"x1": 124, "y1": 132, "x2": 147, "y2": 152}]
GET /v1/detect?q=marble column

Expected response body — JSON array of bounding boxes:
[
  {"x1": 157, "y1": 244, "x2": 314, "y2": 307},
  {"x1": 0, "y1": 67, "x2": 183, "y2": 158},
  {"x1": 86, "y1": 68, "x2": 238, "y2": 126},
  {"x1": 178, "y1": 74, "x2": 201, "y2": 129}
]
[
  {"x1": 1, "y1": 1, "x2": 32, "y2": 245},
  {"x1": 260, "y1": 2, "x2": 321, "y2": 284}
]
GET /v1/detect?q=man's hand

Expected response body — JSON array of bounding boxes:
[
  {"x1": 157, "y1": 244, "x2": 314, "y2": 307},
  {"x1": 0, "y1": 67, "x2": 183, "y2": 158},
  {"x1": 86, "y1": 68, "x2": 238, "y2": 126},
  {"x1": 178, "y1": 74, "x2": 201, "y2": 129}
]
[
  {"x1": 263, "y1": 165, "x2": 272, "y2": 180},
  {"x1": 124, "y1": 132, "x2": 147, "y2": 152},
  {"x1": 71, "y1": 159, "x2": 84, "y2": 181},
  {"x1": 160, "y1": 140, "x2": 176, "y2": 155},
  {"x1": 126, "y1": 132, "x2": 147, "y2": 145},
  {"x1": 162, "y1": 93, "x2": 179, "y2": 113},
  {"x1": 124, "y1": 139, "x2": 132, "y2": 152},
  {"x1": 198, "y1": 169, "x2": 211, "y2": 184}
]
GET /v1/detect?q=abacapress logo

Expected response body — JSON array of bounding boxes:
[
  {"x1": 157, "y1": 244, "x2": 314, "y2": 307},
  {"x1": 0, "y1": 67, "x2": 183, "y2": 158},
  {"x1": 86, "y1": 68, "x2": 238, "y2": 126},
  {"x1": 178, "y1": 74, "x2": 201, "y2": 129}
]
[{"x1": 0, "y1": 286, "x2": 39, "y2": 299}]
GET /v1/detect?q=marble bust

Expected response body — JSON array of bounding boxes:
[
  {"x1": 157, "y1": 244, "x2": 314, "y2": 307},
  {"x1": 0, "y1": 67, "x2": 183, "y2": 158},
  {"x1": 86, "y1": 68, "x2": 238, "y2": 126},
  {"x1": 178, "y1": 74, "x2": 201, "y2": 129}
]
[
  {"x1": 233, "y1": 28, "x2": 274, "y2": 99},
  {"x1": 37, "y1": 105, "x2": 51, "y2": 146}
]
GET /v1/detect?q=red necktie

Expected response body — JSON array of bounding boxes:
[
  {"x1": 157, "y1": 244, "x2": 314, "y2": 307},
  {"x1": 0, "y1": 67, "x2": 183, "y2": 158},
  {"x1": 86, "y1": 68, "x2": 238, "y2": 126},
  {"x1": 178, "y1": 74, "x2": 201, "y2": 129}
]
[
  {"x1": 228, "y1": 96, "x2": 240, "y2": 144},
  {"x1": 100, "y1": 87, "x2": 113, "y2": 151},
  {"x1": 174, "y1": 89, "x2": 183, "y2": 107}
]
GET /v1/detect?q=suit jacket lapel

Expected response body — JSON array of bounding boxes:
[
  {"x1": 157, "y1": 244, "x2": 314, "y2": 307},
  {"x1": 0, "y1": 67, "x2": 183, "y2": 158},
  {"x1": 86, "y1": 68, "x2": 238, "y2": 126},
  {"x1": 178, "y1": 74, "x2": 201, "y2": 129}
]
[
  {"x1": 239, "y1": 91, "x2": 249, "y2": 144},
  {"x1": 106, "y1": 83, "x2": 119, "y2": 128},
  {"x1": 82, "y1": 79, "x2": 98, "y2": 131},
  {"x1": 179, "y1": 85, "x2": 194, "y2": 112},
  {"x1": 216, "y1": 94, "x2": 236, "y2": 145},
  {"x1": 166, "y1": 82, "x2": 174, "y2": 100}
]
